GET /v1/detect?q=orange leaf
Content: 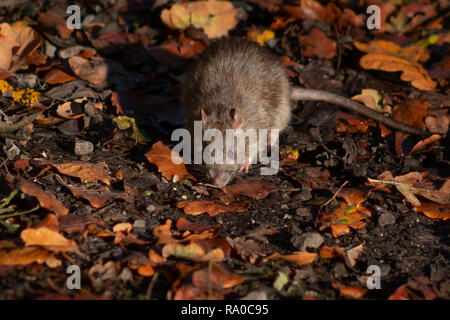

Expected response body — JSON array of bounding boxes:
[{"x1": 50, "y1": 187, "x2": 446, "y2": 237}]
[
  {"x1": 43, "y1": 68, "x2": 76, "y2": 84},
  {"x1": 415, "y1": 202, "x2": 450, "y2": 220},
  {"x1": 15, "y1": 177, "x2": 68, "y2": 216},
  {"x1": 177, "y1": 200, "x2": 249, "y2": 216},
  {"x1": 355, "y1": 40, "x2": 436, "y2": 90},
  {"x1": 332, "y1": 282, "x2": 367, "y2": 299},
  {"x1": 300, "y1": 28, "x2": 336, "y2": 59},
  {"x1": 0, "y1": 247, "x2": 58, "y2": 267},
  {"x1": 192, "y1": 263, "x2": 245, "y2": 290},
  {"x1": 221, "y1": 179, "x2": 274, "y2": 200},
  {"x1": 145, "y1": 141, "x2": 195, "y2": 183},
  {"x1": 161, "y1": 1, "x2": 238, "y2": 38},
  {"x1": 49, "y1": 161, "x2": 114, "y2": 185},
  {"x1": 267, "y1": 251, "x2": 317, "y2": 266},
  {"x1": 153, "y1": 220, "x2": 179, "y2": 245},
  {"x1": 21, "y1": 227, "x2": 78, "y2": 252},
  {"x1": 318, "y1": 199, "x2": 371, "y2": 238},
  {"x1": 0, "y1": 22, "x2": 42, "y2": 73}
]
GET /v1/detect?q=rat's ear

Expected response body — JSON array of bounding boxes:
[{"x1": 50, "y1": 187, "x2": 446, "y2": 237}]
[
  {"x1": 229, "y1": 108, "x2": 243, "y2": 129},
  {"x1": 201, "y1": 109, "x2": 208, "y2": 122}
]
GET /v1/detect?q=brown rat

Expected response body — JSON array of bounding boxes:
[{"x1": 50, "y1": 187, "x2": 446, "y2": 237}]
[{"x1": 183, "y1": 38, "x2": 428, "y2": 186}]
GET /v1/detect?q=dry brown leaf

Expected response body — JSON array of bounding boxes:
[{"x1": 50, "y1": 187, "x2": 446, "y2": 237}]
[
  {"x1": 392, "y1": 100, "x2": 428, "y2": 130},
  {"x1": 267, "y1": 251, "x2": 317, "y2": 266},
  {"x1": 67, "y1": 185, "x2": 133, "y2": 208},
  {"x1": 355, "y1": 40, "x2": 436, "y2": 90},
  {"x1": 15, "y1": 176, "x2": 69, "y2": 216},
  {"x1": 318, "y1": 192, "x2": 372, "y2": 238},
  {"x1": 300, "y1": 28, "x2": 336, "y2": 59},
  {"x1": 38, "y1": 11, "x2": 73, "y2": 39},
  {"x1": 192, "y1": 262, "x2": 245, "y2": 290},
  {"x1": 161, "y1": 1, "x2": 238, "y2": 39},
  {"x1": 50, "y1": 161, "x2": 114, "y2": 185},
  {"x1": 0, "y1": 22, "x2": 42, "y2": 74},
  {"x1": 145, "y1": 141, "x2": 195, "y2": 183},
  {"x1": 153, "y1": 219, "x2": 179, "y2": 245},
  {"x1": 56, "y1": 99, "x2": 86, "y2": 120},
  {"x1": 177, "y1": 200, "x2": 249, "y2": 216},
  {"x1": 388, "y1": 276, "x2": 437, "y2": 300},
  {"x1": 0, "y1": 247, "x2": 59, "y2": 267},
  {"x1": 415, "y1": 203, "x2": 450, "y2": 220},
  {"x1": 162, "y1": 242, "x2": 224, "y2": 262},
  {"x1": 21, "y1": 227, "x2": 78, "y2": 252},
  {"x1": 68, "y1": 56, "x2": 108, "y2": 88},
  {"x1": 351, "y1": 89, "x2": 391, "y2": 113},
  {"x1": 113, "y1": 222, "x2": 132, "y2": 233},
  {"x1": 221, "y1": 179, "x2": 274, "y2": 200},
  {"x1": 332, "y1": 282, "x2": 367, "y2": 299},
  {"x1": 43, "y1": 68, "x2": 77, "y2": 84}
]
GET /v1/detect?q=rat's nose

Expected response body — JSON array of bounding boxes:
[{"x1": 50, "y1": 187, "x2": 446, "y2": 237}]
[{"x1": 212, "y1": 172, "x2": 231, "y2": 187}]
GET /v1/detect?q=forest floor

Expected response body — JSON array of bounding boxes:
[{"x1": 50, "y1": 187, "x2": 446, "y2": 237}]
[{"x1": 0, "y1": 0, "x2": 448, "y2": 300}]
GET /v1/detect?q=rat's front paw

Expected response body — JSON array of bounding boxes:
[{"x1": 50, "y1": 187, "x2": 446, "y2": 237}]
[{"x1": 239, "y1": 163, "x2": 251, "y2": 173}]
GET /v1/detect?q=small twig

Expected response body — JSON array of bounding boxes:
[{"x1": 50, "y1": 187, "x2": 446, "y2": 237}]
[
  {"x1": 145, "y1": 271, "x2": 159, "y2": 300},
  {"x1": 0, "y1": 205, "x2": 40, "y2": 219},
  {"x1": 320, "y1": 143, "x2": 346, "y2": 163},
  {"x1": 321, "y1": 180, "x2": 348, "y2": 207},
  {"x1": 91, "y1": 152, "x2": 130, "y2": 163},
  {"x1": 0, "y1": 112, "x2": 41, "y2": 133}
]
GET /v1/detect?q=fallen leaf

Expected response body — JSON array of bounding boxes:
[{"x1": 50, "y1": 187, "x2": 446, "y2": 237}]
[
  {"x1": 49, "y1": 161, "x2": 114, "y2": 185},
  {"x1": 354, "y1": 40, "x2": 436, "y2": 90},
  {"x1": 56, "y1": 99, "x2": 86, "y2": 120},
  {"x1": 318, "y1": 189, "x2": 372, "y2": 238},
  {"x1": 227, "y1": 237, "x2": 265, "y2": 264},
  {"x1": 38, "y1": 11, "x2": 73, "y2": 39},
  {"x1": 410, "y1": 134, "x2": 442, "y2": 154},
  {"x1": 0, "y1": 22, "x2": 42, "y2": 74},
  {"x1": 153, "y1": 220, "x2": 179, "y2": 245},
  {"x1": 351, "y1": 89, "x2": 391, "y2": 114},
  {"x1": 145, "y1": 141, "x2": 195, "y2": 183},
  {"x1": 392, "y1": 100, "x2": 428, "y2": 130},
  {"x1": 176, "y1": 217, "x2": 220, "y2": 234},
  {"x1": 161, "y1": 1, "x2": 238, "y2": 38},
  {"x1": 67, "y1": 185, "x2": 134, "y2": 208},
  {"x1": 346, "y1": 243, "x2": 364, "y2": 267},
  {"x1": 59, "y1": 214, "x2": 103, "y2": 234},
  {"x1": 162, "y1": 242, "x2": 224, "y2": 262},
  {"x1": 21, "y1": 227, "x2": 78, "y2": 252},
  {"x1": 177, "y1": 200, "x2": 249, "y2": 216},
  {"x1": 415, "y1": 202, "x2": 450, "y2": 220},
  {"x1": 113, "y1": 222, "x2": 132, "y2": 233},
  {"x1": 0, "y1": 247, "x2": 58, "y2": 267},
  {"x1": 332, "y1": 282, "x2": 367, "y2": 299},
  {"x1": 247, "y1": 29, "x2": 275, "y2": 45},
  {"x1": 192, "y1": 262, "x2": 245, "y2": 290},
  {"x1": 389, "y1": 276, "x2": 437, "y2": 300},
  {"x1": 112, "y1": 116, "x2": 146, "y2": 142},
  {"x1": 300, "y1": 28, "x2": 336, "y2": 59},
  {"x1": 367, "y1": 174, "x2": 450, "y2": 207},
  {"x1": 15, "y1": 176, "x2": 68, "y2": 216},
  {"x1": 266, "y1": 252, "x2": 317, "y2": 266},
  {"x1": 221, "y1": 179, "x2": 274, "y2": 200}
]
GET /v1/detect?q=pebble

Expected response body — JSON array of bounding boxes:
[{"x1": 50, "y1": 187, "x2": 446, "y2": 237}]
[
  {"x1": 133, "y1": 219, "x2": 146, "y2": 229},
  {"x1": 298, "y1": 232, "x2": 324, "y2": 251},
  {"x1": 74, "y1": 139, "x2": 94, "y2": 156},
  {"x1": 378, "y1": 212, "x2": 396, "y2": 227}
]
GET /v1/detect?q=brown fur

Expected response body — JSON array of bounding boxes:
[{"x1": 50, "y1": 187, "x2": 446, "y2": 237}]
[{"x1": 183, "y1": 38, "x2": 291, "y2": 186}]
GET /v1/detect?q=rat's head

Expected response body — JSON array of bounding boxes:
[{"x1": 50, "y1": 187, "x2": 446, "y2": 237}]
[{"x1": 200, "y1": 107, "x2": 244, "y2": 187}]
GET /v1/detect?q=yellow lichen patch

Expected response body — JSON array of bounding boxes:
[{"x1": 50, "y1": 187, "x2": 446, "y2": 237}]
[{"x1": 0, "y1": 79, "x2": 40, "y2": 106}]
